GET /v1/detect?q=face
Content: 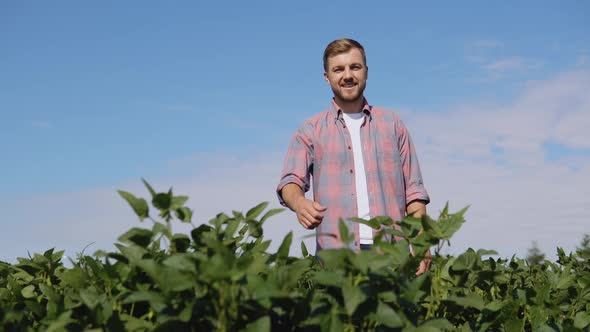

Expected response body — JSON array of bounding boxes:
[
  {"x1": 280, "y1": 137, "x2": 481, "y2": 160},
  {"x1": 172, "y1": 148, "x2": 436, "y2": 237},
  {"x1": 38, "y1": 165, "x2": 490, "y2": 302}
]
[{"x1": 324, "y1": 48, "x2": 368, "y2": 105}]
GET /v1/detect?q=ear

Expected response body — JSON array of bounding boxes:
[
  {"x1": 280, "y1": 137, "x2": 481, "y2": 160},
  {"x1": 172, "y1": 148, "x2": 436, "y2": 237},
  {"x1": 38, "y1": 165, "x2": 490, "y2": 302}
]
[
  {"x1": 323, "y1": 71, "x2": 330, "y2": 85},
  {"x1": 366, "y1": 66, "x2": 369, "y2": 79}
]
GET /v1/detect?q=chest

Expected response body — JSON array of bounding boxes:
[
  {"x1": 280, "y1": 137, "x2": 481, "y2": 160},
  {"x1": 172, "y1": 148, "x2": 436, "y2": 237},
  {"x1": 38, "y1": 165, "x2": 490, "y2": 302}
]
[{"x1": 313, "y1": 119, "x2": 400, "y2": 167}]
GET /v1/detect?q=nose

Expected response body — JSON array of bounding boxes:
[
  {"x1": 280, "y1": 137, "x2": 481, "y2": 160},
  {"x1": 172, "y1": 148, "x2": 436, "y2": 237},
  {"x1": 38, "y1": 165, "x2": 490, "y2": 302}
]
[{"x1": 343, "y1": 67, "x2": 353, "y2": 79}]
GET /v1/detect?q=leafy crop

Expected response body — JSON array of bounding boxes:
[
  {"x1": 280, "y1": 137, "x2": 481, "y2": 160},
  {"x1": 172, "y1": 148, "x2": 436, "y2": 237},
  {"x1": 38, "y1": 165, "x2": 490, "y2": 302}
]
[{"x1": 1, "y1": 181, "x2": 588, "y2": 331}]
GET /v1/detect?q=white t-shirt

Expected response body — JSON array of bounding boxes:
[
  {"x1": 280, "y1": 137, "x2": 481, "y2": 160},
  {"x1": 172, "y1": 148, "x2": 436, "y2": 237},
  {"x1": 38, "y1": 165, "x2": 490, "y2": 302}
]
[{"x1": 342, "y1": 112, "x2": 373, "y2": 244}]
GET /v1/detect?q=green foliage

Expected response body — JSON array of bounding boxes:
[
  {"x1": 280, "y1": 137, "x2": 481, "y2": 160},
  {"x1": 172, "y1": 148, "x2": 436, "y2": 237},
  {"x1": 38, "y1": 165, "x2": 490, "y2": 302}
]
[
  {"x1": 526, "y1": 241, "x2": 546, "y2": 266},
  {"x1": 1, "y1": 181, "x2": 588, "y2": 331}
]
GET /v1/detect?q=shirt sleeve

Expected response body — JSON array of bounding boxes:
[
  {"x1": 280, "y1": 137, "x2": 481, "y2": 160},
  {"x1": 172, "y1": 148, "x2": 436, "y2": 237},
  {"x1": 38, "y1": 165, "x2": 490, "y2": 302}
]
[
  {"x1": 276, "y1": 122, "x2": 314, "y2": 207},
  {"x1": 396, "y1": 118, "x2": 430, "y2": 206}
]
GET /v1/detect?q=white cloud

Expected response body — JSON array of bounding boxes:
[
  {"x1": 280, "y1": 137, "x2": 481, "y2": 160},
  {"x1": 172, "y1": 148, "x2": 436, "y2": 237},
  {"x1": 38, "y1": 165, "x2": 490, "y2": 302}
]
[
  {"x1": 2, "y1": 70, "x2": 589, "y2": 264},
  {"x1": 398, "y1": 69, "x2": 590, "y2": 259},
  {"x1": 464, "y1": 40, "x2": 542, "y2": 80},
  {"x1": 482, "y1": 57, "x2": 543, "y2": 79},
  {"x1": 465, "y1": 40, "x2": 503, "y2": 63},
  {"x1": 0, "y1": 152, "x2": 315, "y2": 263}
]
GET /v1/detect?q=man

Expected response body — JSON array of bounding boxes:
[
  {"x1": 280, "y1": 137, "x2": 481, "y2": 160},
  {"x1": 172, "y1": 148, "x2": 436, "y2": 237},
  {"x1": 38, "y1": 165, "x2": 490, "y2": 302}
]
[{"x1": 276, "y1": 38, "x2": 431, "y2": 274}]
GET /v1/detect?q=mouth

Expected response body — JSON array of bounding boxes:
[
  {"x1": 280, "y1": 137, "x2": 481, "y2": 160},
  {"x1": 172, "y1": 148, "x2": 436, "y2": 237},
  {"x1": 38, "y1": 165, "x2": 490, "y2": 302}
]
[{"x1": 341, "y1": 83, "x2": 357, "y2": 89}]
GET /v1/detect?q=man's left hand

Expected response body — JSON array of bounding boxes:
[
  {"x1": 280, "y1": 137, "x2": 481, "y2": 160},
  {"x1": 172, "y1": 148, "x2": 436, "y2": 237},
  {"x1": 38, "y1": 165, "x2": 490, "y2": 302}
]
[{"x1": 416, "y1": 249, "x2": 432, "y2": 275}]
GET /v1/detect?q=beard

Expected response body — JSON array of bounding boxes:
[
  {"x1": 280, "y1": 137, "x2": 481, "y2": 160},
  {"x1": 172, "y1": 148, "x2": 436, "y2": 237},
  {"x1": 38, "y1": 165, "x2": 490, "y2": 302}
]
[{"x1": 331, "y1": 83, "x2": 366, "y2": 104}]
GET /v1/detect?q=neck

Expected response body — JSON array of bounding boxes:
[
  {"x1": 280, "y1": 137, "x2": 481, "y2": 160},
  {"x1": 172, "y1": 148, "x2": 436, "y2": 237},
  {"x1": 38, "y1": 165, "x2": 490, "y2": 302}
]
[{"x1": 335, "y1": 96, "x2": 364, "y2": 114}]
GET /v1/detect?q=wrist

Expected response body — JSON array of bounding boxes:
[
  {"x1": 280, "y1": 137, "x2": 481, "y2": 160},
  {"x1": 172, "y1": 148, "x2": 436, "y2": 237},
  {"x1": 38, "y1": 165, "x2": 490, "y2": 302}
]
[{"x1": 292, "y1": 196, "x2": 305, "y2": 211}]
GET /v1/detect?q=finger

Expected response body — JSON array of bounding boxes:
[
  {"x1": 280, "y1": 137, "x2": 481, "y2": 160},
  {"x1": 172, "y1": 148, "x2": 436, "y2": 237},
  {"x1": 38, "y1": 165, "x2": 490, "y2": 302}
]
[
  {"x1": 309, "y1": 211, "x2": 324, "y2": 222},
  {"x1": 298, "y1": 217, "x2": 313, "y2": 230},
  {"x1": 300, "y1": 211, "x2": 319, "y2": 229},
  {"x1": 302, "y1": 207, "x2": 323, "y2": 223},
  {"x1": 313, "y1": 202, "x2": 327, "y2": 211},
  {"x1": 416, "y1": 263, "x2": 425, "y2": 276}
]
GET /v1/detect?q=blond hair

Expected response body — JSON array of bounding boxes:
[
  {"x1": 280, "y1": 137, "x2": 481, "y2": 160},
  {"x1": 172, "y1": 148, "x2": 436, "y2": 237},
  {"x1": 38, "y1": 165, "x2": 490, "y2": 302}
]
[{"x1": 323, "y1": 38, "x2": 367, "y2": 71}]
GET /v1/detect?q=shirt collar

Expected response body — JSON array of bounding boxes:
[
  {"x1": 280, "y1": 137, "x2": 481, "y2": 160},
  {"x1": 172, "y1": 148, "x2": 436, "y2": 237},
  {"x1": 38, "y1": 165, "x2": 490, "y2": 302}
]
[{"x1": 329, "y1": 98, "x2": 372, "y2": 122}]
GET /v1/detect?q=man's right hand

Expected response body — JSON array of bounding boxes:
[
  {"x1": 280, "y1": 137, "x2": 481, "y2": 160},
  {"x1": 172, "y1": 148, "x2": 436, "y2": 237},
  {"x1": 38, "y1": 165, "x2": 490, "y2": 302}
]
[{"x1": 293, "y1": 196, "x2": 327, "y2": 229}]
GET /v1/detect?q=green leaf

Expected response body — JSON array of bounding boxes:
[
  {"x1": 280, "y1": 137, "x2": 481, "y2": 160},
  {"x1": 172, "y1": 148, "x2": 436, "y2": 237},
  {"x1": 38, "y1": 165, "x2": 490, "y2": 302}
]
[
  {"x1": 39, "y1": 284, "x2": 61, "y2": 303},
  {"x1": 122, "y1": 313, "x2": 154, "y2": 330},
  {"x1": 154, "y1": 320, "x2": 187, "y2": 331},
  {"x1": 171, "y1": 195, "x2": 189, "y2": 209},
  {"x1": 80, "y1": 286, "x2": 101, "y2": 310},
  {"x1": 178, "y1": 302, "x2": 194, "y2": 322},
  {"x1": 317, "y1": 249, "x2": 353, "y2": 269},
  {"x1": 342, "y1": 284, "x2": 366, "y2": 315},
  {"x1": 224, "y1": 218, "x2": 241, "y2": 238},
  {"x1": 21, "y1": 285, "x2": 36, "y2": 298},
  {"x1": 416, "y1": 319, "x2": 454, "y2": 331},
  {"x1": 446, "y1": 293, "x2": 485, "y2": 311},
  {"x1": 59, "y1": 266, "x2": 88, "y2": 289},
  {"x1": 138, "y1": 259, "x2": 194, "y2": 292},
  {"x1": 244, "y1": 315, "x2": 270, "y2": 332},
  {"x1": 452, "y1": 249, "x2": 478, "y2": 271},
  {"x1": 327, "y1": 309, "x2": 343, "y2": 332},
  {"x1": 153, "y1": 192, "x2": 172, "y2": 210},
  {"x1": 247, "y1": 219, "x2": 264, "y2": 238},
  {"x1": 260, "y1": 207, "x2": 285, "y2": 223},
  {"x1": 123, "y1": 291, "x2": 167, "y2": 312},
  {"x1": 574, "y1": 311, "x2": 590, "y2": 329},
  {"x1": 556, "y1": 274, "x2": 575, "y2": 289},
  {"x1": 312, "y1": 270, "x2": 345, "y2": 287},
  {"x1": 350, "y1": 217, "x2": 380, "y2": 229},
  {"x1": 246, "y1": 202, "x2": 269, "y2": 220},
  {"x1": 301, "y1": 241, "x2": 309, "y2": 257},
  {"x1": 116, "y1": 244, "x2": 147, "y2": 264},
  {"x1": 172, "y1": 234, "x2": 191, "y2": 253},
  {"x1": 191, "y1": 224, "x2": 213, "y2": 244},
  {"x1": 422, "y1": 216, "x2": 445, "y2": 239},
  {"x1": 338, "y1": 219, "x2": 353, "y2": 244},
  {"x1": 373, "y1": 301, "x2": 403, "y2": 328},
  {"x1": 152, "y1": 221, "x2": 171, "y2": 238},
  {"x1": 485, "y1": 300, "x2": 505, "y2": 312},
  {"x1": 276, "y1": 232, "x2": 293, "y2": 258},
  {"x1": 372, "y1": 216, "x2": 394, "y2": 226},
  {"x1": 175, "y1": 207, "x2": 193, "y2": 223},
  {"x1": 142, "y1": 178, "x2": 157, "y2": 197},
  {"x1": 45, "y1": 311, "x2": 75, "y2": 332},
  {"x1": 118, "y1": 190, "x2": 149, "y2": 221},
  {"x1": 118, "y1": 227, "x2": 153, "y2": 248},
  {"x1": 163, "y1": 254, "x2": 195, "y2": 273},
  {"x1": 437, "y1": 208, "x2": 468, "y2": 239},
  {"x1": 50, "y1": 249, "x2": 65, "y2": 263}
]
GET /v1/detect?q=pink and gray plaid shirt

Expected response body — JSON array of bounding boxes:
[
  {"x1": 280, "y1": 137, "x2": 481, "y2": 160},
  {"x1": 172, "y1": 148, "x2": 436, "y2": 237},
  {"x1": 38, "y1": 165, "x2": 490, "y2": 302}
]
[{"x1": 277, "y1": 99, "x2": 429, "y2": 252}]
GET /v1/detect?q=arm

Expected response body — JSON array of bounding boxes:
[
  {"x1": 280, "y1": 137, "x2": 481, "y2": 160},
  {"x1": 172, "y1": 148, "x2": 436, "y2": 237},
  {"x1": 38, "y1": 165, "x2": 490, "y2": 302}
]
[
  {"x1": 280, "y1": 183, "x2": 326, "y2": 229},
  {"x1": 396, "y1": 118, "x2": 430, "y2": 206},
  {"x1": 276, "y1": 123, "x2": 326, "y2": 229},
  {"x1": 407, "y1": 200, "x2": 427, "y2": 218}
]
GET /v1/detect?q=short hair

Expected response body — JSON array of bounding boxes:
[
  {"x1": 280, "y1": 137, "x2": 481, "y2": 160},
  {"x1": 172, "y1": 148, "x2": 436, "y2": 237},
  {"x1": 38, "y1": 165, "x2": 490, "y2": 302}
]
[{"x1": 323, "y1": 38, "x2": 367, "y2": 72}]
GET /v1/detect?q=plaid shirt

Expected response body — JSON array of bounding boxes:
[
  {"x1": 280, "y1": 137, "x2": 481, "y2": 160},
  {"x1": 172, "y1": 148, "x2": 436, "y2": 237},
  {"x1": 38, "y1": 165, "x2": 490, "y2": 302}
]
[{"x1": 277, "y1": 99, "x2": 430, "y2": 252}]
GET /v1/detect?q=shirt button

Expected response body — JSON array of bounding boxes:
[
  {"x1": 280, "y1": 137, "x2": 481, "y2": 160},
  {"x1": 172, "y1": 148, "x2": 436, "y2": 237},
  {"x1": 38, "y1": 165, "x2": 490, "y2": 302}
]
[
  {"x1": 348, "y1": 146, "x2": 351, "y2": 149},
  {"x1": 350, "y1": 169, "x2": 353, "y2": 173}
]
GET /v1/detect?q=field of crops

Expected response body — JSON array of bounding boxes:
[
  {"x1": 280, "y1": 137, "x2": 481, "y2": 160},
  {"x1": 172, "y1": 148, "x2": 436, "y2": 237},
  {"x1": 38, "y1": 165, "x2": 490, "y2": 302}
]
[{"x1": 1, "y1": 181, "x2": 589, "y2": 331}]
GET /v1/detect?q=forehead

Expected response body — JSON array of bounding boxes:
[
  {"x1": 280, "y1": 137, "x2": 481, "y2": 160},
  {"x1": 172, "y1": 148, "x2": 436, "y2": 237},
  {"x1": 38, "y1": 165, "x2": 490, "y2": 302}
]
[{"x1": 326, "y1": 48, "x2": 365, "y2": 69}]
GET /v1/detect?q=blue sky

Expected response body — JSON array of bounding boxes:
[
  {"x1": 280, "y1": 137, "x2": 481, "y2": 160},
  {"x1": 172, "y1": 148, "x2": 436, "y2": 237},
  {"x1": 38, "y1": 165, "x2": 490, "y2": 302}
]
[{"x1": 1, "y1": 1, "x2": 589, "y2": 262}]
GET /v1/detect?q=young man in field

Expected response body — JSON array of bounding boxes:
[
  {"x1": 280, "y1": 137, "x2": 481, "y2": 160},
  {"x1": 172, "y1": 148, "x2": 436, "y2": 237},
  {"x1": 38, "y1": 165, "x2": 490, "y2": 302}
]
[{"x1": 277, "y1": 38, "x2": 431, "y2": 274}]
